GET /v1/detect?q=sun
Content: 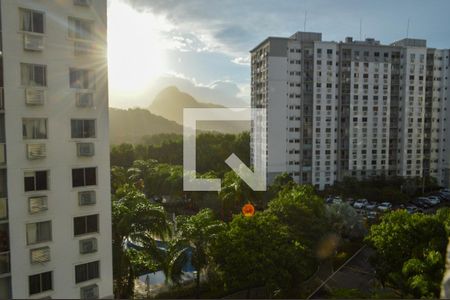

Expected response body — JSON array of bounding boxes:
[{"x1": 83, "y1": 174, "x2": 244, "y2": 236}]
[{"x1": 107, "y1": 1, "x2": 168, "y2": 93}]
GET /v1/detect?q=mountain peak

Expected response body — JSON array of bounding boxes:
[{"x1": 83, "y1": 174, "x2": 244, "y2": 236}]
[{"x1": 149, "y1": 86, "x2": 223, "y2": 124}]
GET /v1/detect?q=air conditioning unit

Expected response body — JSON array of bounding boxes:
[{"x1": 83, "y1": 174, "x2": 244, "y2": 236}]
[
  {"x1": 79, "y1": 238, "x2": 97, "y2": 254},
  {"x1": 74, "y1": 0, "x2": 91, "y2": 6},
  {"x1": 76, "y1": 92, "x2": 93, "y2": 107},
  {"x1": 77, "y1": 143, "x2": 95, "y2": 157},
  {"x1": 25, "y1": 88, "x2": 45, "y2": 105},
  {"x1": 27, "y1": 144, "x2": 46, "y2": 160},
  {"x1": 0, "y1": 143, "x2": 5, "y2": 164},
  {"x1": 74, "y1": 41, "x2": 93, "y2": 56},
  {"x1": 23, "y1": 33, "x2": 43, "y2": 51},
  {"x1": 30, "y1": 246, "x2": 50, "y2": 264},
  {"x1": 80, "y1": 284, "x2": 99, "y2": 299},
  {"x1": 78, "y1": 190, "x2": 96, "y2": 206},
  {"x1": 29, "y1": 196, "x2": 48, "y2": 214}
]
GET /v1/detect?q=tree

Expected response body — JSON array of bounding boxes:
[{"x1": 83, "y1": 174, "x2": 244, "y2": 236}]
[
  {"x1": 211, "y1": 212, "x2": 310, "y2": 297},
  {"x1": 112, "y1": 184, "x2": 171, "y2": 298},
  {"x1": 267, "y1": 184, "x2": 328, "y2": 252},
  {"x1": 365, "y1": 210, "x2": 448, "y2": 298},
  {"x1": 325, "y1": 202, "x2": 366, "y2": 240},
  {"x1": 218, "y1": 171, "x2": 255, "y2": 220},
  {"x1": 176, "y1": 209, "x2": 225, "y2": 298}
]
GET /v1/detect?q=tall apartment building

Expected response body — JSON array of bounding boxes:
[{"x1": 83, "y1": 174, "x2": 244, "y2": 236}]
[
  {"x1": 251, "y1": 32, "x2": 450, "y2": 190},
  {"x1": 0, "y1": 0, "x2": 112, "y2": 298}
]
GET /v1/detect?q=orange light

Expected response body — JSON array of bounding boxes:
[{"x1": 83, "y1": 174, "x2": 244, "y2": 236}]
[{"x1": 242, "y1": 203, "x2": 255, "y2": 217}]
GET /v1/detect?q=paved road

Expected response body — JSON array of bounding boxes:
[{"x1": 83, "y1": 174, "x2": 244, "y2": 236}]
[{"x1": 309, "y1": 246, "x2": 377, "y2": 298}]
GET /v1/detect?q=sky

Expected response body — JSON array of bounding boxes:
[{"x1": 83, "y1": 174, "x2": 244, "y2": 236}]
[{"x1": 107, "y1": 0, "x2": 450, "y2": 109}]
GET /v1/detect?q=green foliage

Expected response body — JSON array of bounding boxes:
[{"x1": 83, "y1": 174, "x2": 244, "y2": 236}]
[
  {"x1": 112, "y1": 184, "x2": 171, "y2": 298},
  {"x1": 365, "y1": 210, "x2": 448, "y2": 298},
  {"x1": 110, "y1": 132, "x2": 250, "y2": 175},
  {"x1": 267, "y1": 185, "x2": 328, "y2": 251},
  {"x1": 325, "y1": 202, "x2": 366, "y2": 240},
  {"x1": 176, "y1": 209, "x2": 226, "y2": 297},
  {"x1": 212, "y1": 212, "x2": 310, "y2": 297}
]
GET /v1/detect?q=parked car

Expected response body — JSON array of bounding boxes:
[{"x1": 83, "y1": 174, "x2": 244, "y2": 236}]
[
  {"x1": 365, "y1": 202, "x2": 377, "y2": 210},
  {"x1": 406, "y1": 205, "x2": 419, "y2": 214},
  {"x1": 438, "y1": 191, "x2": 450, "y2": 200},
  {"x1": 412, "y1": 197, "x2": 431, "y2": 209},
  {"x1": 377, "y1": 202, "x2": 392, "y2": 212},
  {"x1": 367, "y1": 211, "x2": 378, "y2": 220},
  {"x1": 332, "y1": 197, "x2": 343, "y2": 204},
  {"x1": 426, "y1": 196, "x2": 441, "y2": 206},
  {"x1": 353, "y1": 199, "x2": 368, "y2": 209}
]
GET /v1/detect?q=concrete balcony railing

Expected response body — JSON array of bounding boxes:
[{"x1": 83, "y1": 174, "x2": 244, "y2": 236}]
[{"x1": 442, "y1": 240, "x2": 450, "y2": 298}]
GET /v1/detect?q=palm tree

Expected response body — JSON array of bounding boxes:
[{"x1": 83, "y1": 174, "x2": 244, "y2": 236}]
[
  {"x1": 176, "y1": 209, "x2": 225, "y2": 298},
  {"x1": 218, "y1": 171, "x2": 254, "y2": 220},
  {"x1": 112, "y1": 184, "x2": 171, "y2": 298}
]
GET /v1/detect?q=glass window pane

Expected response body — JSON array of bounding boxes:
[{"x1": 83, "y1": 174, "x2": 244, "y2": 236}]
[
  {"x1": 41, "y1": 271, "x2": 52, "y2": 291},
  {"x1": 0, "y1": 198, "x2": 7, "y2": 220},
  {"x1": 26, "y1": 223, "x2": 37, "y2": 245},
  {"x1": 20, "y1": 10, "x2": 32, "y2": 32},
  {"x1": 87, "y1": 261, "x2": 99, "y2": 280},
  {"x1": 35, "y1": 171, "x2": 47, "y2": 190},
  {"x1": 33, "y1": 65, "x2": 46, "y2": 86},
  {"x1": 86, "y1": 215, "x2": 98, "y2": 233},
  {"x1": 29, "y1": 274, "x2": 41, "y2": 295},
  {"x1": 74, "y1": 216, "x2": 86, "y2": 236},
  {"x1": 72, "y1": 168, "x2": 85, "y2": 187},
  {"x1": 24, "y1": 175, "x2": 35, "y2": 192},
  {"x1": 32, "y1": 12, "x2": 44, "y2": 34},
  {"x1": 37, "y1": 221, "x2": 51, "y2": 242},
  {"x1": 0, "y1": 224, "x2": 9, "y2": 252},
  {"x1": 84, "y1": 120, "x2": 95, "y2": 138},
  {"x1": 71, "y1": 120, "x2": 83, "y2": 138},
  {"x1": 84, "y1": 168, "x2": 96, "y2": 186},
  {"x1": 75, "y1": 263, "x2": 87, "y2": 283}
]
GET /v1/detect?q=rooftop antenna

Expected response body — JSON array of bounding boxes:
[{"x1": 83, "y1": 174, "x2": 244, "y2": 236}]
[
  {"x1": 359, "y1": 18, "x2": 362, "y2": 40},
  {"x1": 304, "y1": 10, "x2": 307, "y2": 32},
  {"x1": 406, "y1": 18, "x2": 410, "y2": 38}
]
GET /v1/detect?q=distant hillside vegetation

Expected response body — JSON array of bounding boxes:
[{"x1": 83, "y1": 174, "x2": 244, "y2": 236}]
[{"x1": 109, "y1": 108, "x2": 182, "y2": 144}]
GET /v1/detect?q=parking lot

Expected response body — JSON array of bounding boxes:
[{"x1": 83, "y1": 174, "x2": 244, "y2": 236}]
[{"x1": 325, "y1": 188, "x2": 450, "y2": 220}]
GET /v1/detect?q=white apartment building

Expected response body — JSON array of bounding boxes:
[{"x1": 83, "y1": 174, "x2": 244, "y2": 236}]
[
  {"x1": 0, "y1": 0, "x2": 113, "y2": 298},
  {"x1": 251, "y1": 32, "x2": 450, "y2": 190}
]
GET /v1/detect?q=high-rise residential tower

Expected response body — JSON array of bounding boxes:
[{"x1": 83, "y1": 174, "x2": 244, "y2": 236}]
[
  {"x1": 251, "y1": 32, "x2": 450, "y2": 190},
  {"x1": 0, "y1": 0, "x2": 112, "y2": 298}
]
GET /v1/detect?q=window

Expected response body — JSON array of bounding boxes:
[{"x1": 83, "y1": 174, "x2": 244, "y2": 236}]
[
  {"x1": 74, "y1": 214, "x2": 99, "y2": 237},
  {"x1": 72, "y1": 167, "x2": 97, "y2": 187},
  {"x1": 69, "y1": 68, "x2": 95, "y2": 89},
  {"x1": 26, "y1": 221, "x2": 52, "y2": 245},
  {"x1": 0, "y1": 198, "x2": 6, "y2": 220},
  {"x1": 21, "y1": 63, "x2": 46, "y2": 86},
  {"x1": 23, "y1": 118, "x2": 47, "y2": 139},
  {"x1": 71, "y1": 119, "x2": 96, "y2": 138},
  {"x1": 29, "y1": 271, "x2": 52, "y2": 295},
  {"x1": 20, "y1": 8, "x2": 44, "y2": 33},
  {"x1": 68, "y1": 17, "x2": 93, "y2": 40},
  {"x1": 75, "y1": 261, "x2": 99, "y2": 283},
  {"x1": 24, "y1": 170, "x2": 48, "y2": 192}
]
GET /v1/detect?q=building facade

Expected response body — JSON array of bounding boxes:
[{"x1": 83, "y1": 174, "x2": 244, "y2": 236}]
[
  {"x1": 0, "y1": 0, "x2": 112, "y2": 298},
  {"x1": 251, "y1": 32, "x2": 450, "y2": 190}
]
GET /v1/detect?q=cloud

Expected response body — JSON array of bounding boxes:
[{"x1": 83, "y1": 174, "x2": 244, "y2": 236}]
[{"x1": 153, "y1": 73, "x2": 249, "y2": 107}]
